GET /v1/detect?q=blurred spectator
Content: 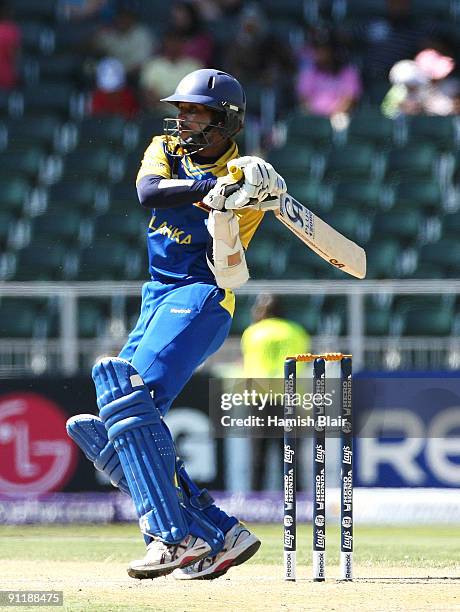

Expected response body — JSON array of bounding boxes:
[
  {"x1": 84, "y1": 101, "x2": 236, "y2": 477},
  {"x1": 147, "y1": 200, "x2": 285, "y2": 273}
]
[
  {"x1": 139, "y1": 33, "x2": 202, "y2": 112},
  {"x1": 382, "y1": 59, "x2": 429, "y2": 118},
  {"x1": 223, "y1": 3, "x2": 296, "y2": 116},
  {"x1": 241, "y1": 294, "x2": 310, "y2": 378},
  {"x1": 94, "y1": 7, "x2": 155, "y2": 75},
  {"x1": 89, "y1": 57, "x2": 139, "y2": 119},
  {"x1": 168, "y1": 1, "x2": 214, "y2": 66},
  {"x1": 241, "y1": 294, "x2": 310, "y2": 490},
  {"x1": 0, "y1": 1, "x2": 20, "y2": 90},
  {"x1": 415, "y1": 48, "x2": 460, "y2": 115},
  {"x1": 348, "y1": 0, "x2": 437, "y2": 85},
  {"x1": 382, "y1": 50, "x2": 460, "y2": 117},
  {"x1": 296, "y1": 31, "x2": 362, "y2": 118}
]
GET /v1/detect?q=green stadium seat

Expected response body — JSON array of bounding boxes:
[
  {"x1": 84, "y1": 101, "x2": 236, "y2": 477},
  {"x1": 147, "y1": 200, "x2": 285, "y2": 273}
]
[
  {"x1": 37, "y1": 54, "x2": 82, "y2": 84},
  {"x1": 4, "y1": 116, "x2": 61, "y2": 150},
  {"x1": 107, "y1": 184, "x2": 140, "y2": 212},
  {"x1": 412, "y1": 0, "x2": 452, "y2": 17},
  {"x1": 137, "y1": 1, "x2": 175, "y2": 32},
  {"x1": 279, "y1": 297, "x2": 320, "y2": 334},
  {"x1": 20, "y1": 22, "x2": 54, "y2": 55},
  {"x1": 372, "y1": 209, "x2": 422, "y2": 243},
  {"x1": 267, "y1": 145, "x2": 314, "y2": 179},
  {"x1": 241, "y1": 83, "x2": 260, "y2": 116},
  {"x1": 318, "y1": 265, "x2": 350, "y2": 280},
  {"x1": 365, "y1": 239, "x2": 400, "y2": 278},
  {"x1": 323, "y1": 208, "x2": 364, "y2": 242},
  {"x1": 246, "y1": 237, "x2": 287, "y2": 279},
  {"x1": 347, "y1": 108, "x2": 395, "y2": 147},
  {"x1": 402, "y1": 305, "x2": 453, "y2": 336},
  {"x1": 126, "y1": 295, "x2": 142, "y2": 331},
  {"x1": 343, "y1": 0, "x2": 387, "y2": 18},
  {"x1": 286, "y1": 180, "x2": 326, "y2": 210},
  {"x1": 390, "y1": 179, "x2": 442, "y2": 213},
  {"x1": 59, "y1": 147, "x2": 118, "y2": 182},
  {"x1": 280, "y1": 260, "x2": 317, "y2": 279},
  {"x1": 29, "y1": 211, "x2": 82, "y2": 245},
  {"x1": 262, "y1": 0, "x2": 305, "y2": 20},
  {"x1": 137, "y1": 115, "x2": 169, "y2": 140},
  {"x1": 206, "y1": 16, "x2": 239, "y2": 47},
  {"x1": 448, "y1": 151, "x2": 460, "y2": 186},
  {"x1": 318, "y1": 296, "x2": 346, "y2": 335},
  {"x1": 393, "y1": 294, "x2": 453, "y2": 311},
  {"x1": 0, "y1": 211, "x2": 13, "y2": 248},
  {"x1": 321, "y1": 294, "x2": 346, "y2": 311},
  {"x1": 127, "y1": 251, "x2": 149, "y2": 281},
  {"x1": 14, "y1": 0, "x2": 57, "y2": 22},
  {"x1": 407, "y1": 262, "x2": 444, "y2": 279},
  {"x1": 22, "y1": 83, "x2": 77, "y2": 119},
  {"x1": 285, "y1": 113, "x2": 332, "y2": 147},
  {"x1": 46, "y1": 179, "x2": 99, "y2": 213},
  {"x1": 258, "y1": 211, "x2": 286, "y2": 240},
  {"x1": 0, "y1": 147, "x2": 44, "y2": 181},
  {"x1": 77, "y1": 301, "x2": 107, "y2": 338},
  {"x1": 0, "y1": 299, "x2": 40, "y2": 338},
  {"x1": 406, "y1": 116, "x2": 457, "y2": 150},
  {"x1": 78, "y1": 240, "x2": 136, "y2": 280},
  {"x1": 384, "y1": 145, "x2": 438, "y2": 179},
  {"x1": 283, "y1": 248, "x2": 327, "y2": 279},
  {"x1": 366, "y1": 80, "x2": 393, "y2": 105},
  {"x1": 441, "y1": 211, "x2": 460, "y2": 239},
  {"x1": 365, "y1": 308, "x2": 392, "y2": 336},
  {"x1": 231, "y1": 295, "x2": 254, "y2": 335},
  {"x1": 270, "y1": 19, "x2": 304, "y2": 44},
  {"x1": 328, "y1": 179, "x2": 383, "y2": 211},
  {"x1": 45, "y1": 298, "x2": 109, "y2": 338},
  {"x1": 13, "y1": 240, "x2": 70, "y2": 281},
  {"x1": 123, "y1": 148, "x2": 144, "y2": 183},
  {"x1": 0, "y1": 178, "x2": 30, "y2": 215},
  {"x1": 75, "y1": 116, "x2": 130, "y2": 149},
  {"x1": 322, "y1": 144, "x2": 376, "y2": 180},
  {"x1": 418, "y1": 238, "x2": 460, "y2": 273},
  {"x1": 0, "y1": 91, "x2": 13, "y2": 119},
  {"x1": 93, "y1": 211, "x2": 147, "y2": 245}
]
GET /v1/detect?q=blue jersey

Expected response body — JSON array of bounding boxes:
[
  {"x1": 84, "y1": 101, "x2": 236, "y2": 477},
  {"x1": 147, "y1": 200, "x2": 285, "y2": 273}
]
[{"x1": 136, "y1": 135, "x2": 264, "y2": 284}]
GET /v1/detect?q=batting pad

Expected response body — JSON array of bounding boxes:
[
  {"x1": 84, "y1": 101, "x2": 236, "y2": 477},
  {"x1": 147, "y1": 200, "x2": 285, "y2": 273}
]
[
  {"x1": 67, "y1": 414, "x2": 226, "y2": 552},
  {"x1": 92, "y1": 357, "x2": 188, "y2": 544},
  {"x1": 66, "y1": 414, "x2": 130, "y2": 495},
  {"x1": 177, "y1": 460, "x2": 234, "y2": 549}
]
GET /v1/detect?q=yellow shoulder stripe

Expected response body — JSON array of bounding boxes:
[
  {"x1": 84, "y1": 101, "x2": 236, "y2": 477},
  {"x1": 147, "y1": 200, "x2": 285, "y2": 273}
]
[{"x1": 136, "y1": 136, "x2": 171, "y2": 184}]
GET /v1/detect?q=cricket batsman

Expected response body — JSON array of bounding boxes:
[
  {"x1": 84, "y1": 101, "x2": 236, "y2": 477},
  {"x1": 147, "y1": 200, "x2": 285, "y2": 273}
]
[{"x1": 66, "y1": 68, "x2": 286, "y2": 580}]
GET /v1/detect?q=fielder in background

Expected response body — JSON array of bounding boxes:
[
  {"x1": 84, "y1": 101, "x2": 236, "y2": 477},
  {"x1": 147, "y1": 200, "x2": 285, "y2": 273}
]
[
  {"x1": 66, "y1": 68, "x2": 287, "y2": 580},
  {"x1": 241, "y1": 294, "x2": 310, "y2": 490}
]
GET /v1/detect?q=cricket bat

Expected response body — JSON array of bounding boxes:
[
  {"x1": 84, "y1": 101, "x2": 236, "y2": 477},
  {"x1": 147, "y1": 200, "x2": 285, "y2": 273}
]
[{"x1": 229, "y1": 166, "x2": 366, "y2": 279}]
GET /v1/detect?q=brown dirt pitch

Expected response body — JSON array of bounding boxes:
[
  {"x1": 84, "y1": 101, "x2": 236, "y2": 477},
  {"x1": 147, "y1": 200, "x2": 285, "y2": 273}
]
[{"x1": 1, "y1": 524, "x2": 459, "y2": 611}]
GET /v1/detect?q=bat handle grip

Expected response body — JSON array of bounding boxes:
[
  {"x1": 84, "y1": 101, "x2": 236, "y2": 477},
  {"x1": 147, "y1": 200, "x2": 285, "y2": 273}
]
[{"x1": 228, "y1": 165, "x2": 244, "y2": 182}]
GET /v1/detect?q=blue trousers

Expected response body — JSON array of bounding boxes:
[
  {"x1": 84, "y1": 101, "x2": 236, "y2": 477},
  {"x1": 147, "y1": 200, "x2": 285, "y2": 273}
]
[
  {"x1": 119, "y1": 280, "x2": 234, "y2": 416},
  {"x1": 117, "y1": 280, "x2": 237, "y2": 538}
]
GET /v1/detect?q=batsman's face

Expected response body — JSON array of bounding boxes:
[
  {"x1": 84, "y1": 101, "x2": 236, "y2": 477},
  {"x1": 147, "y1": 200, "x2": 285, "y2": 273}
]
[{"x1": 177, "y1": 103, "x2": 213, "y2": 136}]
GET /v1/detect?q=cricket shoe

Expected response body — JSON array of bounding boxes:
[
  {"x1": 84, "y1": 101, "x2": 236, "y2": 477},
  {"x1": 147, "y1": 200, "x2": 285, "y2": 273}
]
[
  {"x1": 172, "y1": 522, "x2": 260, "y2": 580},
  {"x1": 127, "y1": 535, "x2": 211, "y2": 580}
]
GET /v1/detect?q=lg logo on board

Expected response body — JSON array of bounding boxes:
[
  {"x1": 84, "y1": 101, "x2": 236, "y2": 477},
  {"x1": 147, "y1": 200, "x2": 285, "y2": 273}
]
[{"x1": 0, "y1": 393, "x2": 77, "y2": 496}]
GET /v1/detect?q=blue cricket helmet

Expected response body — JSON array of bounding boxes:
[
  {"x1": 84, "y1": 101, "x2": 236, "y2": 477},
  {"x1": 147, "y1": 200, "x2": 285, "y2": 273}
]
[{"x1": 161, "y1": 68, "x2": 246, "y2": 138}]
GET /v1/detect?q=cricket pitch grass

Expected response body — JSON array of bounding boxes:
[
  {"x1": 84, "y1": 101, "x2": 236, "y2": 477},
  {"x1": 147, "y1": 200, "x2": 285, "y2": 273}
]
[{"x1": 2, "y1": 524, "x2": 459, "y2": 611}]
